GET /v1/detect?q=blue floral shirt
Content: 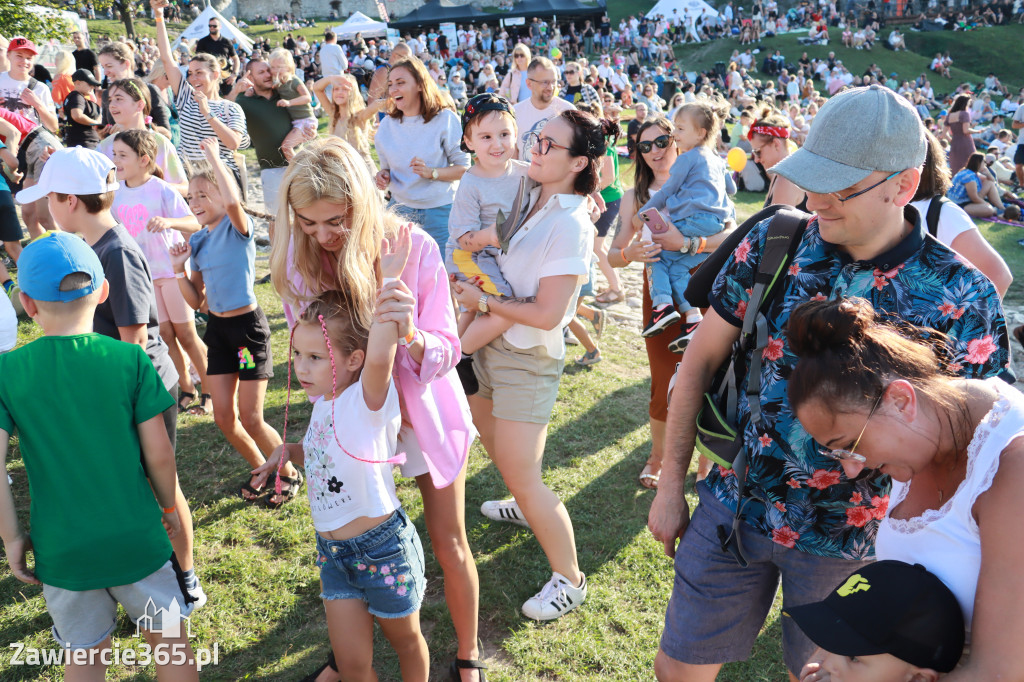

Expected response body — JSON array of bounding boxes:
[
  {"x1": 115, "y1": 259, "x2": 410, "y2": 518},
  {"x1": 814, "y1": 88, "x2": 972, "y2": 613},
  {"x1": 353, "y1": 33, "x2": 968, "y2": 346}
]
[{"x1": 707, "y1": 208, "x2": 1011, "y2": 560}]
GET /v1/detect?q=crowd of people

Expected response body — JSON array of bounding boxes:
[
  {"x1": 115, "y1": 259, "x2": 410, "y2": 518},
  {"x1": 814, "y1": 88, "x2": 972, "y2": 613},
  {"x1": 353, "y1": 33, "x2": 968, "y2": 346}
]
[{"x1": 2, "y1": 1, "x2": 1024, "y2": 680}]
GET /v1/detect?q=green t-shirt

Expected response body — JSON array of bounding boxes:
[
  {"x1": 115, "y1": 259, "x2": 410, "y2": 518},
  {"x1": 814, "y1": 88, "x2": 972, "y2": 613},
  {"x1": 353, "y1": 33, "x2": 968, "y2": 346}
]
[
  {"x1": 599, "y1": 147, "x2": 624, "y2": 203},
  {"x1": 235, "y1": 90, "x2": 294, "y2": 170},
  {"x1": 0, "y1": 334, "x2": 174, "y2": 590}
]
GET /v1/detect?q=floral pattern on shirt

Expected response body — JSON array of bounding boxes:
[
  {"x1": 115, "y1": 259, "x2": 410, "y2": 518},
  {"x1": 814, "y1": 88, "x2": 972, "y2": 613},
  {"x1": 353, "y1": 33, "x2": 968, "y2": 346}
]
[{"x1": 707, "y1": 212, "x2": 1010, "y2": 559}]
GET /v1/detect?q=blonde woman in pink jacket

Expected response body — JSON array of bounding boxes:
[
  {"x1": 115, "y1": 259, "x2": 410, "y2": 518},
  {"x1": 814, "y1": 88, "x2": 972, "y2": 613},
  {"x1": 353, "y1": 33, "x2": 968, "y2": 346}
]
[{"x1": 270, "y1": 138, "x2": 486, "y2": 682}]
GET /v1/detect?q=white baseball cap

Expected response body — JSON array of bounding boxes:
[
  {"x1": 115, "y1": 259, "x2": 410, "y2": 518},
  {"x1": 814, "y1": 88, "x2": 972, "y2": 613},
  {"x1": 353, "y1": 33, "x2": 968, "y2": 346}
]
[{"x1": 16, "y1": 147, "x2": 119, "y2": 205}]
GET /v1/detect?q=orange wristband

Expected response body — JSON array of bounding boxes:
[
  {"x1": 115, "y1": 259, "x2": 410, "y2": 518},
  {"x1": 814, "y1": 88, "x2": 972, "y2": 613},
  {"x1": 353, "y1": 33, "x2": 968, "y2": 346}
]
[
  {"x1": 697, "y1": 237, "x2": 707, "y2": 254},
  {"x1": 399, "y1": 329, "x2": 417, "y2": 347},
  {"x1": 620, "y1": 246, "x2": 630, "y2": 263},
  {"x1": 162, "y1": 506, "x2": 176, "y2": 514}
]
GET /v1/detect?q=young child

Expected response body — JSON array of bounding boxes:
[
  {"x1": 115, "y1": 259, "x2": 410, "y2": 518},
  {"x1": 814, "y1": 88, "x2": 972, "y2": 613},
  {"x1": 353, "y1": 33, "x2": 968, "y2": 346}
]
[
  {"x1": 269, "y1": 47, "x2": 318, "y2": 162},
  {"x1": 634, "y1": 99, "x2": 733, "y2": 353},
  {"x1": 789, "y1": 560, "x2": 965, "y2": 682},
  {"x1": 0, "y1": 231, "x2": 199, "y2": 680},
  {"x1": 444, "y1": 94, "x2": 531, "y2": 390},
  {"x1": 169, "y1": 137, "x2": 303, "y2": 507},
  {"x1": 252, "y1": 233, "x2": 429, "y2": 681},
  {"x1": 111, "y1": 129, "x2": 210, "y2": 415},
  {"x1": 22, "y1": 146, "x2": 205, "y2": 606}
]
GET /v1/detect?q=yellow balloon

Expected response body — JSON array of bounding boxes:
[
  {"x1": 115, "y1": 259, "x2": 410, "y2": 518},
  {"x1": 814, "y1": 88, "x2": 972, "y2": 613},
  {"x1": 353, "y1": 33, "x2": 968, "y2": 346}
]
[{"x1": 727, "y1": 146, "x2": 747, "y2": 173}]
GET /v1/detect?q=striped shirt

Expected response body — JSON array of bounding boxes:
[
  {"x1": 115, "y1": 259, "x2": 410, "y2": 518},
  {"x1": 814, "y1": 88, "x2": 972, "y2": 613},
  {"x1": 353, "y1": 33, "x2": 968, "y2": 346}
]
[{"x1": 174, "y1": 82, "x2": 249, "y2": 172}]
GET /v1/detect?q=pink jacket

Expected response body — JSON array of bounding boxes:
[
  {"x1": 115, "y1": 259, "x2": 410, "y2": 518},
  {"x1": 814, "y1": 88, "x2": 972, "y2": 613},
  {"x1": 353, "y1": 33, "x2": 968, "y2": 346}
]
[{"x1": 284, "y1": 227, "x2": 474, "y2": 488}]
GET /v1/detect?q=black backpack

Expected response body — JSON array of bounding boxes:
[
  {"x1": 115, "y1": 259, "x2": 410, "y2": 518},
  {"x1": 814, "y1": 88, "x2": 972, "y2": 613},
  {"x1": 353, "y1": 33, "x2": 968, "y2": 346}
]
[
  {"x1": 683, "y1": 204, "x2": 811, "y2": 566},
  {"x1": 925, "y1": 194, "x2": 949, "y2": 238}
]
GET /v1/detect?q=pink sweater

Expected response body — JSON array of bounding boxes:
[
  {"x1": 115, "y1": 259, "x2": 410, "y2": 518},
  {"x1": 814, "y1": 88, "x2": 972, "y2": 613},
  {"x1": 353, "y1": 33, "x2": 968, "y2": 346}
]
[{"x1": 283, "y1": 227, "x2": 474, "y2": 489}]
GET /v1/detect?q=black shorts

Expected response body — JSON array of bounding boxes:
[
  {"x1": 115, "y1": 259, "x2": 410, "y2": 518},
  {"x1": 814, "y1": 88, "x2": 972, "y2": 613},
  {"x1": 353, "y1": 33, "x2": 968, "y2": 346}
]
[
  {"x1": 1015, "y1": 144, "x2": 1024, "y2": 166},
  {"x1": 594, "y1": 197, "x2": 621, "y2": 238},
  {"x1": 203, "y1": 307, "x2": 273, "y2": 380},
  {"x1": 0, "y1": 189, "x2": 23, "y2": 243}
]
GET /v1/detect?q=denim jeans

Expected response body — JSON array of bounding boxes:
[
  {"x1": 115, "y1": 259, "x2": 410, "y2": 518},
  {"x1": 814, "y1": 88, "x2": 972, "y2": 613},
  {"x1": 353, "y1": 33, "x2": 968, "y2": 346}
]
[{"x1": 388, "y1": 202, "x2": 453, "y2": 252}]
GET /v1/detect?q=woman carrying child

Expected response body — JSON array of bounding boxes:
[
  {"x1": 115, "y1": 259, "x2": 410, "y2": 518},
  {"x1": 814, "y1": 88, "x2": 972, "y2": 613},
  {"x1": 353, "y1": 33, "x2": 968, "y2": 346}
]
[
  {"x1": 374, "y1": 57, "x2": 471, "y2": 250},
  {"x1": 152, "y1": 0, "x2": 250, "y2": 197},
  {"x1": 269, "y1": 139, "x2": 483, "y2": 682},
  {"x1": 633, "y1": 99, "x2": 733, "y2": 353},
  {"x1": 111, "y1": 128, "x2": 210, "y2": 415},
  {"x1": 252, "y1": 233, "x2": 431, "y2": 682},
  {"x1": 788, "y1": 297, "x2": 1024, "y2": 681},
  {"x1": 170, "y1": 138, "x2": 303, "y2": 507},
  {"x1": 450, "y1": 110, "x2": 603, "y2": 621}
]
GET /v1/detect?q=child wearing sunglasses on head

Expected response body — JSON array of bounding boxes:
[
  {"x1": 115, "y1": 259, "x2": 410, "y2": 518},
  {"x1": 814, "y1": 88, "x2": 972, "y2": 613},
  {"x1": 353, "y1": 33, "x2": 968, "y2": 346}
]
[
  {"x1": 633, "y1": 99, "x2": 734, "y2": 353},
  {"x1": 789, "y1": 560, "x2": 965, "y2": 682}
]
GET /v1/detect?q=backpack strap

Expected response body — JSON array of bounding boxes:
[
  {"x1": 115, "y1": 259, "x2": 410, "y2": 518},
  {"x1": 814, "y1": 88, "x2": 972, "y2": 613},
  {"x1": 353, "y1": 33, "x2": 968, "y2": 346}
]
[
  {"x1": 717, "y1": 206, "x2": 809, "y2": 568},
  {"x1": 925, "y1": 195, "x2": 947, "y2": 238}
]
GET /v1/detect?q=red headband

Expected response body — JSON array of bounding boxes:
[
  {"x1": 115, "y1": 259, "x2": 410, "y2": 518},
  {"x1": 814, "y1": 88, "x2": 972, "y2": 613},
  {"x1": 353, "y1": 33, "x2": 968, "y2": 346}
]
[{"x1": 748, "y1": 124, "x2": 791, "y2": 141}]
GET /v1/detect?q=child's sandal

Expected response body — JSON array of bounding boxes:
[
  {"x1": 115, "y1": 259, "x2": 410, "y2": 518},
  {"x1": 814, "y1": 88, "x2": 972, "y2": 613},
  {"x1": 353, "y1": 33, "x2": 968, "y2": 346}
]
[
  {"x1": 176, "y1": 391, "x2": 195, "y2": 412},
  {"x1": 238, "y1": 475, "x2": 266, "y2": 503},
  {"x1": 264, "y1": 471, "x2": 304, "y2": 509},
  {"x1": 188, "y1": 393, "x2": 213, "y2": 416}
]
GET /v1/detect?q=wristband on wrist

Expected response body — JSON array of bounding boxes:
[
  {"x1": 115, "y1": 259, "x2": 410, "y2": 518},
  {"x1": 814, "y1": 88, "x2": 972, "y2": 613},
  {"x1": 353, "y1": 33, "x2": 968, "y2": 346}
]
[
  {"x1": 175, "y1": 271, "x2": 186, "y2": 279},
  {"x1": 620, "y1": 246, "x2": 630, "y2": 263},
  {"x1": 696, "y1": 236, "x2": 707, "y2": 254},
  {"x1": 398, "y1": 329, "x2": 417, "y2": 346},
  {"x1": 162, "y1": 505, "x2": 176, "y2": 514}
]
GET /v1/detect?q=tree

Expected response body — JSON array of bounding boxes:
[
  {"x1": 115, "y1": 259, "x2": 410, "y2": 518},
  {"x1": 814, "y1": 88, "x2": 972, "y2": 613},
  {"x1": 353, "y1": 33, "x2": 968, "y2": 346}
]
[
  {"x1": 92, "y1": 0, "x2": 139, "y2": 39},
  {"x1": 0, "y1": 3, "x2": 74, "y2": 42}
]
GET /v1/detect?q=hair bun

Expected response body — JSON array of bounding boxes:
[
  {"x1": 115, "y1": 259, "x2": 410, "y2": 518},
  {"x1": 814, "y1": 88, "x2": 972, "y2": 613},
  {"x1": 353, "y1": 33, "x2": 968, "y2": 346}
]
[{"x1": 787, "y1": 297, "x2": 873, "y2": 359}]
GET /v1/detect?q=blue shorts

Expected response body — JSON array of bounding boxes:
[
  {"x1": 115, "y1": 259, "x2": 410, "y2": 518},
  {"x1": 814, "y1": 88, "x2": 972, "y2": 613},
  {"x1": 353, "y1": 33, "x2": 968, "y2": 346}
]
[
  {"x1": 316, "y1": 508, "x2": 426, "y2": 619},
  {"x1": 661, "y1": 482, "x2": 873, "y2": 675},
  {"x1": 389, "y1": 202, "x2": 453, "y2": 253}
]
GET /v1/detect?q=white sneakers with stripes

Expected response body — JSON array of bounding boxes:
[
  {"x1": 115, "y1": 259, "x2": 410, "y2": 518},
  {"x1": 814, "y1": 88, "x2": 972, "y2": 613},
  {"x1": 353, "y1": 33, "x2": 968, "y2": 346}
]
[
  {"x1": 480, "y1": 499, "x2": 531, "y2": 528},
  {"x1": 521, "y1": 572, "x2": 588, "y2": 621}
]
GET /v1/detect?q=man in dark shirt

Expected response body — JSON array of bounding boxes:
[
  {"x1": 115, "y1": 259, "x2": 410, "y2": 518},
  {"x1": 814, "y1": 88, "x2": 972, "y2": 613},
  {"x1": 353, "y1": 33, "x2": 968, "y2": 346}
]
[
  {"x1": 228, "y1": 58, "x2": 291, "y2": 215},
  {"x1": 196, "y1": 17, "x2": 239, "y2": 79},
  {"x1": 63, "y1": 69, "x2": 102, "y2": 149},
  {"x1": 72, "y1": 32, "x2": 100, "y2": 80}
]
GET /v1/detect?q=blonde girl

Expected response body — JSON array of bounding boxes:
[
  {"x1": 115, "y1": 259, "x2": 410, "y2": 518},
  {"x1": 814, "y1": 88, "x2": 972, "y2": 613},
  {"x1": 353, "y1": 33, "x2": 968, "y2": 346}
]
[
  {"x1": 111, "y1": 129, "x2": 210, "y2": 414},
  {"x1": 311, "y1": 72, "x2": 378, "y2": 172},
  {"x1": 169, "y1": 137, "x2": 303, "y2": 507},
  {"x1": 267, "y1": 47, "x2": 317, "y2": 162},
  {"x1": 270, "y1": 138, "x2": 484, "y2": 682},
  {"x1": 500, "y1": 43, "x2": 532, "y2": 102}
]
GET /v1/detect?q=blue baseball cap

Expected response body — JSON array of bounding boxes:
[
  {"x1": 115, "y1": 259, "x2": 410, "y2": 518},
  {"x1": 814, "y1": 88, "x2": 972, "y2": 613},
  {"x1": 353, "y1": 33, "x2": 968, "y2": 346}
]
[{"x1": 18, "y1": 231, "x2": 105, "y2": 303}]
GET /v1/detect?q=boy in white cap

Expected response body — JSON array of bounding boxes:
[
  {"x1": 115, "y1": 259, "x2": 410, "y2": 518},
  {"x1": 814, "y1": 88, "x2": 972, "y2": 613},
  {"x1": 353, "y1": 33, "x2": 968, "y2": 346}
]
[
  {"x1": 16, "y1": 147, "x2": 205, "y2": 607},
  {"x1": 649, "y1": 84, "x2": 1009, "y2": 681},
  {"x1": 0, "y1": 231, "x2": 198, "y2": 680}
]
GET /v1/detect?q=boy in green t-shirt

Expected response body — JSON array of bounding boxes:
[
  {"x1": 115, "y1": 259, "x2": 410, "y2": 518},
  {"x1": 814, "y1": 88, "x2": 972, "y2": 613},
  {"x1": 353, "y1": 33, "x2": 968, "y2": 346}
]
[{"x1": 0, "y1": 232, "x2": 199, "y2": 680}]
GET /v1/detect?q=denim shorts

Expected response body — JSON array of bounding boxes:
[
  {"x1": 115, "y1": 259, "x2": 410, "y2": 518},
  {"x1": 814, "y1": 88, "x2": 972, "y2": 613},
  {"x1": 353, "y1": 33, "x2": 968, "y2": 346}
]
[
  {"x1": 661, "y1": 482, "x2": 873, "y2": 675},
  {"x1": 671, "y1": 210, "x2": 725, "y2": 237},
  {"x1": 388, "y1": 202, "x2": 453, "y2": 253},
  {"x1": 316, "y1": 508, "x2": 426, "y2": 619}
]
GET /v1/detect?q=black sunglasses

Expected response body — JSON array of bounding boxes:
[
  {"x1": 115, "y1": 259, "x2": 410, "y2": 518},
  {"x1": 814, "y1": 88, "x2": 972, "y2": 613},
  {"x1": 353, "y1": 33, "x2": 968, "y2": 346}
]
[{"x1": 637, "y1": 134, "x2": 672, "y2": 154}]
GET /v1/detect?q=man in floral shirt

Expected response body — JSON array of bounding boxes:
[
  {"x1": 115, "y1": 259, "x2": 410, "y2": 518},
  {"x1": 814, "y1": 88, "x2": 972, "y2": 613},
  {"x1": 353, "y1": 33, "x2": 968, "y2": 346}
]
[{"x1": 649, "y1": 85, "x2": 1010, "y2": 681}]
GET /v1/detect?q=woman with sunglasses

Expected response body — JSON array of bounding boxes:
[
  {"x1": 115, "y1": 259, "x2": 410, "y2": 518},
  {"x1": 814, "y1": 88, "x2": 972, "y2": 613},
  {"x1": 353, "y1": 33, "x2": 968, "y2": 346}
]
[
  {"x1": 748, "y1": 109, "x2": 806, "y2": 210},
  {"x1": 607, "y1": 118, "x2": 734, "y2": 489},
  {"x1": 450, "y1": 111, "x2": 604, "y2": 622},
  {"x1": 499, "y1": 44, "x2": 532, "y2": 103},
  {"x1": 788, "y1": 296, "x2": 1024, "y2": 681}
]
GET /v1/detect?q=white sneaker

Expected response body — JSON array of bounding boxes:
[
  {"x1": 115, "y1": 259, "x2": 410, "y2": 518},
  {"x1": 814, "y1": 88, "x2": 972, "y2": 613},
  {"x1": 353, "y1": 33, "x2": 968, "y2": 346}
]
[
  {"x1": 188, "y1": 579, "x2": 208, "y2": 610},
  {"x1": 521, "y1": 572, "x2": 587, "y2": 621},
  {"x1": 480, "y1": 499, "x2": 531, "y2": 528}
]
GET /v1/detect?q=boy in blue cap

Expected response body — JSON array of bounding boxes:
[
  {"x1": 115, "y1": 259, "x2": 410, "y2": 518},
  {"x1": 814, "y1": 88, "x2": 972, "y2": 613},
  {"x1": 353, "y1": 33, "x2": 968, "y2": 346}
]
[{"x1": 0, "y1": 232, "x2": 199, "y2": 680}]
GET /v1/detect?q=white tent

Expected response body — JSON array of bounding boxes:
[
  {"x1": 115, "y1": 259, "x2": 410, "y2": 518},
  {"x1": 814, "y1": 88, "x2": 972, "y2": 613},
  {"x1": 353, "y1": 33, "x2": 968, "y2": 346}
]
[
  {"x1": 332, "y1": 12, "x2": 388, "y2": 40},
  {"x1": 646, "y1": 0, "x2": 719, "y2": 19},
  {"x1": 172, "y1": 3, "x2": 254, "y2": 55}
]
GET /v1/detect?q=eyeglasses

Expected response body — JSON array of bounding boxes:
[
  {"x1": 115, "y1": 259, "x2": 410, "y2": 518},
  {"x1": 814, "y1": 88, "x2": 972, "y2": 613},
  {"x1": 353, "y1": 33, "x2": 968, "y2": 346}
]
[
  {"x1": 527, "y1": 131, "x2": 571, "y2": 155},
  {"x1": 637, "y1": 135, "x2": 672, "y2": 154},
  {"x1": 825, "y1": 170, "x2": 902, "y2": 203},
  {"x1": 750, "y1": 142, "x2": 766, "y2": 160},
  {"x1": 819, "y1": 391, "x2": 884, "y2": 463},
  {"x1": 514, "y1": 54, "x2": 527, "y2": 59},
  {"x1": 528, "y1": 77, "x2": 556, "y2": 88}
]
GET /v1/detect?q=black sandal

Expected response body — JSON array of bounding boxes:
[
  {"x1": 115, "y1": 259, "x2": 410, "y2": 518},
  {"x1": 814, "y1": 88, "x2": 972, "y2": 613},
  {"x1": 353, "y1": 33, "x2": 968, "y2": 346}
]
[
  {"x1": 264, "y1": 471, "x2": 303, "y2": 509},
  {"x1": 238, "y1": 475, "x2": 266, "y2": 503},
  {"x1": 299, "y1": 651, "x2": 337, "y2": 682},
  {"x1": 177, "y1": 390, "x2": 195, "y2": 412},
  {"x1": 449, "y1": 657, "x2": 487, "y2": 681},
  {"x1": 188, "y1": 393, "x2": 213, "y2": 416}
]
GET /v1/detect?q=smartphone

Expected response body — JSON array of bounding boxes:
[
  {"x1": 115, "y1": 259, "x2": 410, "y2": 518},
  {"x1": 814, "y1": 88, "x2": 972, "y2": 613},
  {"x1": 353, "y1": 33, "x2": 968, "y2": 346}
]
[{"x1": 639, "y1": 208, "x2": 671, "y2": 234}]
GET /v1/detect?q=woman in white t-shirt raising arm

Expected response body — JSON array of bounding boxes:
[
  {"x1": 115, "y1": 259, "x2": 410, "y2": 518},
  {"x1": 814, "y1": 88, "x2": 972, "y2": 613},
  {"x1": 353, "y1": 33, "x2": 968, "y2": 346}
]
[{"x1": 451, "y1": 110, "x2": 603, "y2": 623}]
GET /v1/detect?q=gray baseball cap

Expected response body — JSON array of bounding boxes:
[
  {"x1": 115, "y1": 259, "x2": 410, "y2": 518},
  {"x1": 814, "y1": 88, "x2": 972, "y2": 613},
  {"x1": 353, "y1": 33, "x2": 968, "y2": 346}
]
[{"x1": 770, "y1": 84, "x2": 926, "y2": 194}]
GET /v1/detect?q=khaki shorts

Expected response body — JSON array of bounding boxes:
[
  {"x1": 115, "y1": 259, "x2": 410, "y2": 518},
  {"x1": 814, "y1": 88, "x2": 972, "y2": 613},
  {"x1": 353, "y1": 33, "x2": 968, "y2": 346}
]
[
  {"x1": 24, "y1": 128, "x2": 63, "y2": 183},
  {"x1": 473, "y1": 336, "x2": 564, "y2": 424}
]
